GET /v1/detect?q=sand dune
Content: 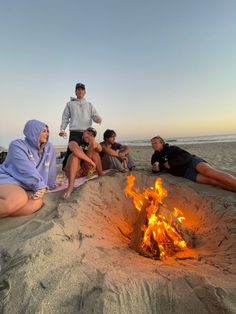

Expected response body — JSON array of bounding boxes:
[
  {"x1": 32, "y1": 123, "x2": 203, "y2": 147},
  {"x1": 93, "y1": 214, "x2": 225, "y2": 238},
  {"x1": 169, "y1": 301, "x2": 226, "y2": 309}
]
[{"x1": 0, "y1": 142, "x2": 236, "y2": 313}]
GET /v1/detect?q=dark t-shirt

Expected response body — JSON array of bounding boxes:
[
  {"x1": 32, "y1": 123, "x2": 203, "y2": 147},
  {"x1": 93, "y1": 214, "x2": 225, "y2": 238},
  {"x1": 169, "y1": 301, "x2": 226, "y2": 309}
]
[
  {"x1": 100, "y1": 141, "x2": 122, "y2": 158},
  {"x1": 151, "y1": 144, "x2": 193, "y2": 176}
]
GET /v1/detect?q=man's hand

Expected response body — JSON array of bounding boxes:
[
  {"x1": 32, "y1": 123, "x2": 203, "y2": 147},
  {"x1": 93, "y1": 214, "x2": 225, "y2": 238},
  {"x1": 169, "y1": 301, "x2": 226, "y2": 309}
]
[
  {"x1": 89, "y1": 160, "x2": 96, "y2": 168},
  {"x1": 118, "y1": 152, "x2": 127, "y2": 161},
  {"x1": 59, "y1": 131, "x2": 67, "y2": 138},
  {"x1": 94, "y1": 116, "x2": 102, "y2": 124}
]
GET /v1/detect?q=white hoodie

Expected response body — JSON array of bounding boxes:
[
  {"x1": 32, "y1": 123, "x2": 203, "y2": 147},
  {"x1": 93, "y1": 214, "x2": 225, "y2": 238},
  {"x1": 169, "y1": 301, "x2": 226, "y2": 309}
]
[{"x1": 60, "y1": 97, "x2": 102, "y2": 132}]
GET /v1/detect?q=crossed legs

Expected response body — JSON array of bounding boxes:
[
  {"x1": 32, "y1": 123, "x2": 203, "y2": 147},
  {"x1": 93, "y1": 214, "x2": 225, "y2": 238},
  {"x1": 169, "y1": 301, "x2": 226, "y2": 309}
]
[{"x1": 63, "y1": 149, "x2": 104, "y2": 199}]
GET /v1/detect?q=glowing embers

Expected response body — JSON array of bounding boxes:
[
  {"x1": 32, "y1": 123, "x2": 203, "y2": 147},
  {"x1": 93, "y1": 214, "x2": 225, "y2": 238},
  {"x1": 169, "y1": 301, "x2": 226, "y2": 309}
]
[{"x1": 125, "y1": 176, "x2": 192, "y2": 260}]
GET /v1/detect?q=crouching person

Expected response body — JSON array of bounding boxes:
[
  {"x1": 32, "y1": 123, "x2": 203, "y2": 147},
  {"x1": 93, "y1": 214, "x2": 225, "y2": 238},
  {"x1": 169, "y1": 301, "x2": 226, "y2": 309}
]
[
  {"x1": 63, "y1": 127, "x2": 104, "y2": 199},
  {"x1": 100, "y1": 129, "x2": 135, "y2": 172},
  {"x1": 0, "y1": 120, "x2": 56, "y2": 218}
]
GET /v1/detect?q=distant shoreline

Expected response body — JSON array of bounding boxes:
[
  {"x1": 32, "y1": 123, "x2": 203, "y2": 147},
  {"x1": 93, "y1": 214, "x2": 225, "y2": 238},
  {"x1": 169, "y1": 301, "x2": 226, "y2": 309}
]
[{"x1": 54, "y1": 139, "x2": 236, "y2": 151}]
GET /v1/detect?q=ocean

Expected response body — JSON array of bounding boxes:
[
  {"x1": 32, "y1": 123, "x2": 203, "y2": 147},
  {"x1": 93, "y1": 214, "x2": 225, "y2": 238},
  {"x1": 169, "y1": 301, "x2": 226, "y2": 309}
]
[
  {"x1": 36, "y1": 133, "x2": 236, "y2": 154},
  {"x1": 120, "y1": 133, "x2": 236, "y2": 146}
]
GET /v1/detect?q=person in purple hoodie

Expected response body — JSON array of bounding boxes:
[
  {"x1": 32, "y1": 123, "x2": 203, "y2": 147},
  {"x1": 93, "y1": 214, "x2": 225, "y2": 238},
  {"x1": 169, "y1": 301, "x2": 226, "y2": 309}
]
[{"x1": 0, "y1": 120, "x2": 56, "y2": 217}]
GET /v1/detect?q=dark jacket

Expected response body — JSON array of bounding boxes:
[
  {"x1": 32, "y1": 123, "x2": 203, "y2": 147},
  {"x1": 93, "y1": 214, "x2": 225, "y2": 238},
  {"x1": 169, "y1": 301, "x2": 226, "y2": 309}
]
[{"x1": 151, "y1": 144, "x2": 193, "y2": 176}]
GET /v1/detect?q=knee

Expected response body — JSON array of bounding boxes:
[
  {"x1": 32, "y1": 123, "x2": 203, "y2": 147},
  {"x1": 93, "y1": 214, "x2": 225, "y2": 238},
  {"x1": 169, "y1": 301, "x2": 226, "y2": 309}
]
[
  {"x1": 67, "y1": 154, "x2": 81, "y2": 169},
  {"x1": 30, "y1": 199, "x2": 43, "y2": 212},
  {"x1": 0, "y1": 196, "x2": 28, "y2": 217}
]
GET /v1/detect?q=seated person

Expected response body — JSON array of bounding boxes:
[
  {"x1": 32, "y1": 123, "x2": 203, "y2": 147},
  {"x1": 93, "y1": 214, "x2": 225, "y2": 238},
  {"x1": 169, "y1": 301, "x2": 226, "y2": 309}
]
[
  {"x1": 100, "y1": 129, "x2": 135, "y2": 172},
  {"x1": 151, "y1": 136, "x2": 236, "y2": 192},
  {"x1": 63, "y1": 127, "x2": 104, "y2": 199},
  {"x1": 0, "y1": 120, "x2": 56, "y2": 218}
]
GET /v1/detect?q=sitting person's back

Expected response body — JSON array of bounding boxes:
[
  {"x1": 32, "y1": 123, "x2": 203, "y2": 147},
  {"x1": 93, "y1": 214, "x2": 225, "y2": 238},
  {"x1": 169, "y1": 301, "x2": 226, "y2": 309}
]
[{"x1": 100, "y1": 129, "x2": 135, "y2": 172}]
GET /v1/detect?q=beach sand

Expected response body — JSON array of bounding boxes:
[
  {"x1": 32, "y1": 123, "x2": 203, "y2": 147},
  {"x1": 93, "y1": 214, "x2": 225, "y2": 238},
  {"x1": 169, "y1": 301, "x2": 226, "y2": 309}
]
[{"x1": 0, "y1": 142, "x2": 236, "y2": 313}]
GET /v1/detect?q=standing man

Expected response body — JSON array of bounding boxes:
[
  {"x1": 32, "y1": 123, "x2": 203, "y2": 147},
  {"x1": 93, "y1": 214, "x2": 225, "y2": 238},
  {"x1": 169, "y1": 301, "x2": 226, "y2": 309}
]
[{"x1": 59, "y1": 83, "x2": 102, "y2": 169}]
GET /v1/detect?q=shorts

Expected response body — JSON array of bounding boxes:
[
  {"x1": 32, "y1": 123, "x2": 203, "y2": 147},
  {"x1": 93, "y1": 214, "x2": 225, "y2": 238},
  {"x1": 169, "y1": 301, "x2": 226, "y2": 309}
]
[
  {"x1": 64, "y1": 160, "x2": 92, "y2": 179},
  {"x1": 62, "y1": 131, "x2": 84, "y2": 170},
  {"x1": 183, "y1": 156, "x2": 207, "y2": 182}
]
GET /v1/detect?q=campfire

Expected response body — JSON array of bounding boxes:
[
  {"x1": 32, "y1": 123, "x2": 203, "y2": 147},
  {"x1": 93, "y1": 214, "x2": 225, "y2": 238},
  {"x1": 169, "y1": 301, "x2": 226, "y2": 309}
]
[{"x1": 125, "y1": 175, "x2": 193, "y2": 260}]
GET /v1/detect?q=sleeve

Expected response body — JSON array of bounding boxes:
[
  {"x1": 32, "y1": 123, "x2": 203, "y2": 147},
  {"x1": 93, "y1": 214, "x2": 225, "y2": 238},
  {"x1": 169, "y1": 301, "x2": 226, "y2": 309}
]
[
  {"x1": 8, "y1": 141, "x2": 46, "y2": 191},
  {"x1": 151, "y1": 153, "x2": 157, "y2": 165},
  {"x1": 151, "y1": 151, "x2": 163, "y2": 165},
  {"x1": 151, "y1": 152, "x2": 165, "y2": 172},
  {"x1": 60, "y1": 103, "x2": 70, "y2": 131},
  {"x1": 46, "y1": 144, "x2": 57, "y2": 190},
  {"x1": 90, "y1": 103, "x2": 102, "y2": 123}
]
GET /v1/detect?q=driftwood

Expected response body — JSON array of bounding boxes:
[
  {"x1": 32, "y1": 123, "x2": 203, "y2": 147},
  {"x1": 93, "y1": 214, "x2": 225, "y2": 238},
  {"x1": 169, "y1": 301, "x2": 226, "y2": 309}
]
[{"x1": 129, "y1": 203, "x2": 195, "y2": 260}]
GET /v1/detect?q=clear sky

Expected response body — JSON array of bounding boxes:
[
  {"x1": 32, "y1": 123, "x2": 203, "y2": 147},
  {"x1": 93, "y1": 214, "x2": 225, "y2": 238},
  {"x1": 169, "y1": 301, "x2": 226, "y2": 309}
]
[{"x1": 0, "y1": 0, "x2": 235, "y2": 147}]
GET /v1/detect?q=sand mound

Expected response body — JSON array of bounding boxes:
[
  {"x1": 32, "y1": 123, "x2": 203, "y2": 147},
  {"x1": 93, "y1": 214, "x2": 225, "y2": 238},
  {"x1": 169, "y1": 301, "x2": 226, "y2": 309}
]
[{"x1": 0, "y1": 171, "x2": 236, "y2": 313}]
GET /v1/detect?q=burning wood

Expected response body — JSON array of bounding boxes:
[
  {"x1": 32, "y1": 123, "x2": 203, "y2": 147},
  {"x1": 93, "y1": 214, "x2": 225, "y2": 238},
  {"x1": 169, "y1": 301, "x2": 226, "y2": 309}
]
[{"x1": 125, "y1": 175, "x2": 194, "y2": 259}]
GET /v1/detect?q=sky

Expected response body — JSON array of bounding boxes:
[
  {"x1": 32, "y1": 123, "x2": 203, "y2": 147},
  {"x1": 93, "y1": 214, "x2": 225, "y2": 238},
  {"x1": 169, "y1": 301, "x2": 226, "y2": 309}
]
[{"x1": 0, "y1": 0, "x2": 236, "y2": 147}]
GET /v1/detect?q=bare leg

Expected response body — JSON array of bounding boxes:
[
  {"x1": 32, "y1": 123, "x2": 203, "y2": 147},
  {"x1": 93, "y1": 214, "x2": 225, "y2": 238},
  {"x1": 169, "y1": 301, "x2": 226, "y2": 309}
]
[
  {"x1": 196, "y1": 162, "x2": 236, "y2": 192},
  {"x1": 0, "y1": 185, "x2": 43, "y2": 218},
  {"x1": 196, "y1": 174, "x2": 232, "y2": 191},
  {"x1": 10, "y1": 199, "x2": 43, "y2": 216},
  {"x1": 87, "y1": 149, "x2": 104, "y2": 176},
  {"x1": 64, "y1": 154, "x2": 81, "y2": 199}
]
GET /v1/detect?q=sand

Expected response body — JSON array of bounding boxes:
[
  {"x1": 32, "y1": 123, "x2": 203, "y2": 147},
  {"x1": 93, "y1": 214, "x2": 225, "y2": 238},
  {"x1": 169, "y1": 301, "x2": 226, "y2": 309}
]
[{"x1": 0, "y1": 142, "x2": 236, "y2": 313}]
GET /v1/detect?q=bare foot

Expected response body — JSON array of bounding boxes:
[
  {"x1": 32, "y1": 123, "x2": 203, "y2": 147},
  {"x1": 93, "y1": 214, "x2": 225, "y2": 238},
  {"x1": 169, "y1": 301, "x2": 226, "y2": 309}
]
[{"x1": 63, "y1": 188, "x2": 73, "y2": 199}]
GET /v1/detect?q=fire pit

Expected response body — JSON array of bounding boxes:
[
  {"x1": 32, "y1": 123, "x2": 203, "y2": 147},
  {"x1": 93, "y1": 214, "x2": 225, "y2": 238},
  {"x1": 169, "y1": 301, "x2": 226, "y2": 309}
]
[
  {"x1": 125, "y1": 175, "x2": 194, "y2": 260},
  {"x1": 1, "y1": 172, "x2": 235, "y2": 313}
]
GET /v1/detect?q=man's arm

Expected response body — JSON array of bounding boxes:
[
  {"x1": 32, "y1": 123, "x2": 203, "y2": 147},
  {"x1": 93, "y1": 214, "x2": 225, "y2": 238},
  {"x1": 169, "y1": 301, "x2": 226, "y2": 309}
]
[
  {"x1": 90, "y1": 103, "x2": 102, "y2": 124},
  {"x1": 69, "y1": 141, "x2": 96, "y2": 166},
  {"x1": 101, "y1": 144, "x2": 126, "y2": 160},
  {"x1": 93, "y1": 142, "x2": 102, "y2": 153},
  {"x1": 151, "y1": 152, "x2": 163, "y2": 172},
  {"x1": 60, "y1": 103, "x2": 70, "y2": 134},
  {"x1": 119, "y1": 144, "x2": 129, "y2": 156}
]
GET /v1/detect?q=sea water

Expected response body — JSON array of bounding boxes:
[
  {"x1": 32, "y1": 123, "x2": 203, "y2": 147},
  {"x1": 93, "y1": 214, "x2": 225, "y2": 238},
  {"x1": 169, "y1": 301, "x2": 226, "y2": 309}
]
[{"x1": 120, "y1": 133, "x2": 236, "y2": 146}]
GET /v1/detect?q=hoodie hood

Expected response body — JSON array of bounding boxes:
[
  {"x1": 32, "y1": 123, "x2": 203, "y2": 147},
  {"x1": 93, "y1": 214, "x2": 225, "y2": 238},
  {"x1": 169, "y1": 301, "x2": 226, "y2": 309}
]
[
  {"x1": 23, "y1": 119, "x2": 48, "y2": 148},
  {"x1": 70, "y1": 97, "x2": 86, "y2": 101}
]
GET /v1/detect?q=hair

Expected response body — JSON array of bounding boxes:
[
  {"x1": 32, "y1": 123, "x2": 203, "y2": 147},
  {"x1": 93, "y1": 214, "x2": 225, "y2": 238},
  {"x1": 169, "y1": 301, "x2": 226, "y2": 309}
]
[
  {"x1": 103, "y1": 129, "x2": 116, "y2": 141},
  {"x1": 150, "y1": 136, "x2": 165, "y2": 145},
  {"x1": 85, "y1": 127, "x2": 97, "y2": 137}
]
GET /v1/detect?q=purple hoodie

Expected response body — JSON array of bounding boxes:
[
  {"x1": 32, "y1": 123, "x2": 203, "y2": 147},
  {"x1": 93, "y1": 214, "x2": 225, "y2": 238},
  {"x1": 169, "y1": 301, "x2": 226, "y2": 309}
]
[{"x1": 0, "y1": 120, "x2": 56, "y2": 191}]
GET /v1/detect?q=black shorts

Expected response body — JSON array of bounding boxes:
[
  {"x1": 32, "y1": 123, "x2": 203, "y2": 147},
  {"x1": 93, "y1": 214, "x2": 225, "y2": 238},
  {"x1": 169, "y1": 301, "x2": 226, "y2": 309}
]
[
  {"x1": 183, "y1": 156, "x2": 207, "y2": 182},
  {"x1": 62, "y1": 131, "x2": 84, "y2": 169}
]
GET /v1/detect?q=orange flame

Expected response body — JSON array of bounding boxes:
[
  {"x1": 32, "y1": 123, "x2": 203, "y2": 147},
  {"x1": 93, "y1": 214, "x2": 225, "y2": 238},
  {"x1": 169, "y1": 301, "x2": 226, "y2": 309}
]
[{"x1": 125, "y1": 175, "x2": 187, "y2": 259}]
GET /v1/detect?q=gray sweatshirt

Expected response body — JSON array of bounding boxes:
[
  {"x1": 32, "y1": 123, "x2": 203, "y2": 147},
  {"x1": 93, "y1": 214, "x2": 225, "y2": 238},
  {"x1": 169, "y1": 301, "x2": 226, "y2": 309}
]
[{"x1": 60, "y1": 97, "x2": 102, "y2": 131}]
